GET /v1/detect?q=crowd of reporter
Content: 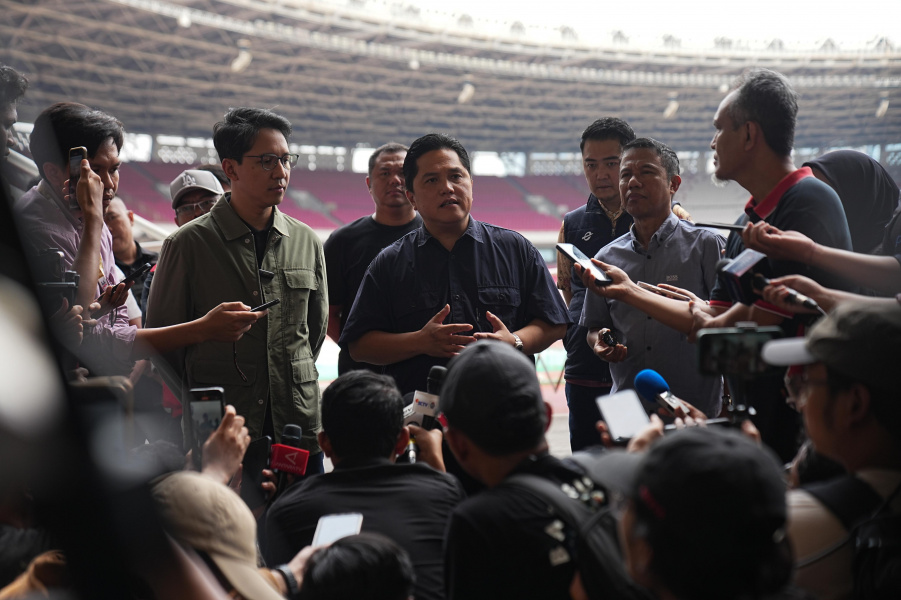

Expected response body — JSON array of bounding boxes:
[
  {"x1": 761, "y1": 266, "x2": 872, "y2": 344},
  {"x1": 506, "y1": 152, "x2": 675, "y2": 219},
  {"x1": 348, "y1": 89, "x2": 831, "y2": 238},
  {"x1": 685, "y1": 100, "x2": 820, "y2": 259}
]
[{"x1": 1, "y1": 58, "x2": 900, "y2": 600}]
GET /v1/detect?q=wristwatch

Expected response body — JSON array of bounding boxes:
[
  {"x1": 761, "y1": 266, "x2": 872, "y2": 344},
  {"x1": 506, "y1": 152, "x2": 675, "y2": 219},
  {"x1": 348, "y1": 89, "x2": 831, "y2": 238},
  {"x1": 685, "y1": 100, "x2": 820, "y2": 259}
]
[
  {"x1": 274, "y1": 564, "x2": 300, "y2": 599},
  {"x1": 511, "y1": 333, "x2": 524, "y2": 352}
]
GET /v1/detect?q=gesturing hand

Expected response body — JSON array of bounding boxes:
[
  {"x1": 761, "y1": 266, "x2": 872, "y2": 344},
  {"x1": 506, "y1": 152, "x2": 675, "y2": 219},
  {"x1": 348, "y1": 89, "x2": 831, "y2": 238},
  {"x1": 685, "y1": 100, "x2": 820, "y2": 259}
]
[{"x1": 420, "y1": 304, "x2": 475, "y2": 358}]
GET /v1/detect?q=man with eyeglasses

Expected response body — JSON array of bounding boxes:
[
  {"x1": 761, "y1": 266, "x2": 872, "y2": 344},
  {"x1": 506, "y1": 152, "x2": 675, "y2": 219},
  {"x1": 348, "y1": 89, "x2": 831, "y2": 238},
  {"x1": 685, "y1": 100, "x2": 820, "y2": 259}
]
[
  {"x1": 760, "y1": 301, "x2": 901, "y2": 599},
  {"x1": 147, "y1": 108, "x2": 328, "y2": 472}
]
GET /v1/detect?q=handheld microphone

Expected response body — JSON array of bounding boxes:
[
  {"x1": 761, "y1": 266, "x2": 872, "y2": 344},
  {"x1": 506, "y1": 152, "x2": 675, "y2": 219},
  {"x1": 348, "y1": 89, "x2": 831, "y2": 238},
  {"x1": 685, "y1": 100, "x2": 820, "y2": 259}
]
[
  {"x1": 751, "y1": 274, "x2": 825, "y2": 315},
  {"x1": 270, "y1": 424, "x2": 309, "y2": 477},
  {"x1": 401, "y1": 366, "x2": 448, "y2": 463},
  {"x1": 634, "y1": 369, "x2": 684, "y2": 415}
]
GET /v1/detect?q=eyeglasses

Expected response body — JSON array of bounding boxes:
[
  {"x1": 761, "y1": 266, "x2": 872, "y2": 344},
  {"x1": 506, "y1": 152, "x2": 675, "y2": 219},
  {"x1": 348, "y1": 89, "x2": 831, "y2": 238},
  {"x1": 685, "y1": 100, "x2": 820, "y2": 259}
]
[
  {"x1": 244, "y1": 153, "x2": 300, "y2": 171},
  {"x1": 175, "y1": 197, "x2": 217, "y2": 217},
  {"x1": 784, "y1": 371, "x2": 829, "y2": 411}
]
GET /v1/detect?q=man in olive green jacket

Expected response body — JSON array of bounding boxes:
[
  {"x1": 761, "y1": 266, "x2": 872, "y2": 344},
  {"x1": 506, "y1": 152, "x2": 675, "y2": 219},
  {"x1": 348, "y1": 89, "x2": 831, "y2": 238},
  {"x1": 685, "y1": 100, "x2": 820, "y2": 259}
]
[{"x1": 147, "y1": 108, "x2": 327, "y2": 466}]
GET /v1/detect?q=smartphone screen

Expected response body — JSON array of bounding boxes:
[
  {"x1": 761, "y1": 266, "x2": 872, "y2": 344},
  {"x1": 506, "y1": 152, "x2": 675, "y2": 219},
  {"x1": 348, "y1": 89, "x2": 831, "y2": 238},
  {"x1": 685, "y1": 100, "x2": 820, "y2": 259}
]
[
  {"x1": 188, "y1": 387, "x2": 225, "y2": 468},
  {"x1": 312, "y1": 513, "x2": 363, "y2": 546},
  {"x1": 68, "y1": 146, "x2": 87, "y2": 208},
  {"x1": 597, "y1": 390, "x2": 650, "y2": 443},
  {"x1": 696, "y1": 328, "x2": 782, "y2": 376},
  {"x1": 556, "y1": 243, "x2": 612, "y2": 286}
]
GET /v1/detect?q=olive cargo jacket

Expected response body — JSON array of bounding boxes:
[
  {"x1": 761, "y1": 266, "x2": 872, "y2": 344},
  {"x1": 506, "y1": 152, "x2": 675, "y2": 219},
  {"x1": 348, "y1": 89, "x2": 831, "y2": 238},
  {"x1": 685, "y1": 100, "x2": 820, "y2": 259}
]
[{"x1": 146, "y1": 196, "x2": 328, "y2": 451}]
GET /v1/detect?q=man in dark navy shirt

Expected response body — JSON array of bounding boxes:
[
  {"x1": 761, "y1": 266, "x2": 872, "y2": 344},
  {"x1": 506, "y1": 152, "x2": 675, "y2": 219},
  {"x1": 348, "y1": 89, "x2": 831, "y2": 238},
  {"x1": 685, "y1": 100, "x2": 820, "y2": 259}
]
[{"x1": 340, "y1": 133, "x2": 569, "y2": 395}]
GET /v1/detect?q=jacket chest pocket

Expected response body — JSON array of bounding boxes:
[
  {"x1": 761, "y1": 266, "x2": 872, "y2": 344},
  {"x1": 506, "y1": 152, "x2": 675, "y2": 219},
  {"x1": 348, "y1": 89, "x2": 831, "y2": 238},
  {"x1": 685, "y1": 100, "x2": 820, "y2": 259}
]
[{"x1": 283, "y1": 269, "x2": 318, "y2": 325}]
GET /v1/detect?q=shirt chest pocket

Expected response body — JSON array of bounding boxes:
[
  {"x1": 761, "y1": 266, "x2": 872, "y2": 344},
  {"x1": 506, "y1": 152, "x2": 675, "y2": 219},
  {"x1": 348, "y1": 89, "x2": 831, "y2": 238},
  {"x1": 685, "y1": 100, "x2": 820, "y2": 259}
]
[
  {"x1": 395, "y1": 289, "x2": 440, "y2": 332},
  {"x1": 283, "y1": 268, "x2": 318, "y2": 325},
  {"x1": 477, "y1": 286, "x2": 521, "y2": 332}
]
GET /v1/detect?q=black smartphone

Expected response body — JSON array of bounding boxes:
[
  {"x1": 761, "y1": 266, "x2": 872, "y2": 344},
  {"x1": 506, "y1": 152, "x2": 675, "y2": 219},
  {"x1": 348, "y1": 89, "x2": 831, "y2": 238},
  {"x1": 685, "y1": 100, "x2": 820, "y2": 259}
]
[
  {"x1": 240, "y1": 436, "x2": 272, "y2": 510},
  {"x1": 251, "y1": 298, "x2": 280, "y2": 312},
  {"x1": 556, "y1": 243, "x2": 612, "y2": 286},
  {"x1": 694, "y1": 222, "x2": 746, "y2": 233},
  {"x1": 121, "y1": 263, "x2": 152, "y2": 286},
  {"x1": 188, "y1": 387, "x2": 225, "y2": 470},
  {"x1": 68, "y1": 146, "x2": 87, "y2": 209}
]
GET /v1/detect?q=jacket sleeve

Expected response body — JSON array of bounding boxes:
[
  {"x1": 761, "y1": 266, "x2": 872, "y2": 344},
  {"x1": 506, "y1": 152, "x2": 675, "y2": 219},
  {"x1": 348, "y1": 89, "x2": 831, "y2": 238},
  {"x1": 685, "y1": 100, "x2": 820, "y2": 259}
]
[
  {"x1": 144, "y1": 235, "x2": 190, "y2": 397},
  {"x1": 307, "y1": 238, "x2": 329, "y2": 360}
]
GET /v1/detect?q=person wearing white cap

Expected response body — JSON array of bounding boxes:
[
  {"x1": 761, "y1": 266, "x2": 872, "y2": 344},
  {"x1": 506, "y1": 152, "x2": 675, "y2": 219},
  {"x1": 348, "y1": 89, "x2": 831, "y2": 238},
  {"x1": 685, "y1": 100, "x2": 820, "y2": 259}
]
[
  {"x1": 761, "y1": 300, "x2": 901, "y2": 599},
  {"x1": 170, "y1": 169, "x2": 225, "y2": 227}
]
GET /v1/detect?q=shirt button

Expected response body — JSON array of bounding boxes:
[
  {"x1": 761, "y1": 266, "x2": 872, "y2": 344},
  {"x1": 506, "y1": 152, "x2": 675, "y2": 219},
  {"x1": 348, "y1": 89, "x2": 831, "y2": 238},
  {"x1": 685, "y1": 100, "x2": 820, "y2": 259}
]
[
  {"x1": 252, "y1": 290, "x2": 259, "y2": 297},
  {"x1": 647, "y1": 255, "x2": 652, "y2": 260},
  {"x1": 258, "y1": 398, "x2": 264, "y2": 405},
  {"x1": 245, "y1": 238, "x2": 251, "y2": 244},
  {"x1": 454, "y1": 294, "x2": 460, "y2": 301},
  {"x1": 646, "y1": 346, "x2": 652, "y2": 351}
]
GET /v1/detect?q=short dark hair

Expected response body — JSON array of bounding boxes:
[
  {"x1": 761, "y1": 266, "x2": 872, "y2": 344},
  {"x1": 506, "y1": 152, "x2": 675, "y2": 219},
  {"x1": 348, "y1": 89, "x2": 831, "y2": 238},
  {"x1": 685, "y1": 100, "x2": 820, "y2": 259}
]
[
  {"x1": 30, "y1": 102, "x2": 124, "y2": 181},
  {"x1": 727, "y1": 68, "x2": 798, "y2": 157},
  {"x1": 579, "y1": 117, "x2": 636, "y2": 153},
  {"x1": 298, "y1": 533, "x2": 415, "y2": 600},
  {"x1": 0, "y1": 64, "x2": 28, "y2": 107},
  {"x1": 213, "y1": 107, "x2": 292, "y2": 163},
  {"x1": 194, "y1": 163, "x2": 230, "y2": 187},
  {"x1": 321, "y1": 370, "x2": 405, "y2": 460},
  {"x1": 622, "y1": 137, "x2": 680, "y2": 180},
  {"x1": 368, "y1": 142, "x2": 408, "y2": 178},
  {"x1": 403, "y1": 133, "x2": 471, "y2": 193}
]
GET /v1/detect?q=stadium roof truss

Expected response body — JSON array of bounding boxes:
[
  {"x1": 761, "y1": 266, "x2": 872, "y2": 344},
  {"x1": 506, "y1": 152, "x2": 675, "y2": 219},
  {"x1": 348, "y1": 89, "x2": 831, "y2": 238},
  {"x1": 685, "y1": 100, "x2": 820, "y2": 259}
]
[{"x1": 2, "y1": 0, "x2": 900, "y2": 153}]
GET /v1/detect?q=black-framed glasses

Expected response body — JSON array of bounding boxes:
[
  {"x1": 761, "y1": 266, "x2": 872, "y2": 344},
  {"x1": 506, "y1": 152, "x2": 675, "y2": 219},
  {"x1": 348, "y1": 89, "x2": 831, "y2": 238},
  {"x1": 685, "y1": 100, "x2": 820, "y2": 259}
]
[{"x1": 244, "y1": 153, "x2": 299, "y2": 171}]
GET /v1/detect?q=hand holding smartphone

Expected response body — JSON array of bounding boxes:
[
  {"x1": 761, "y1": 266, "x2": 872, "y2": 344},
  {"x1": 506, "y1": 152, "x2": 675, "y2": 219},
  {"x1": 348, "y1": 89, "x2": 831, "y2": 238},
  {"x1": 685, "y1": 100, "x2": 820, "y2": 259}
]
[
  {"x1": 556, "y1": 243, "x2": 612, "y2": 286},
  {"x1": 67, "y1": 146, "x2": 87, "y2": 209},
  {"x1": 596, "y1": 390, "x2": 650, "y2": 444},
  {"x1": 189, "y1": 387, "x2": 225, "y2": 470}
]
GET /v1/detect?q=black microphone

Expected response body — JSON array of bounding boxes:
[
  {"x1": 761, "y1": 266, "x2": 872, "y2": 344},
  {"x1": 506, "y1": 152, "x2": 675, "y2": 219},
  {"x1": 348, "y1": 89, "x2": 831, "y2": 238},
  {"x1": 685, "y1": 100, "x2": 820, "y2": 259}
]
[
  {"x1": 752, "y1": 273, "x2": 824, "y2": 314},
  {"x1": 423, "y1": 366, "x2": 447, "y2": 430}
]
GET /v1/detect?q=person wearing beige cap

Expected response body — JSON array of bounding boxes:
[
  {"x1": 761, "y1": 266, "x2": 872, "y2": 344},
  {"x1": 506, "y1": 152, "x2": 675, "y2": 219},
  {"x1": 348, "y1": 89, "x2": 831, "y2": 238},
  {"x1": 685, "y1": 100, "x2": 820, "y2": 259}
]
[
  {"x1": 761, "y1": 300, "x2": 901, "y2": 599},
  {"x1": 153, "y1": 471, "x2": 308, "y2": 600}
]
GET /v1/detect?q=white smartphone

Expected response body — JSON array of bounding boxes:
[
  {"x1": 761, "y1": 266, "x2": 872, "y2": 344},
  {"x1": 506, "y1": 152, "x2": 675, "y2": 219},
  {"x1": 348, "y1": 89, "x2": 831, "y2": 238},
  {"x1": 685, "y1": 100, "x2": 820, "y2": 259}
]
[
  {"x1": 312, "y1": 513, "x2": 363, "y2": 546},
  {"x1": 597, "y1": 390, "x2": 650, "y2": 443},
  {"x1": 637, "y1": 281, "x2": 691, "y2": 302}
]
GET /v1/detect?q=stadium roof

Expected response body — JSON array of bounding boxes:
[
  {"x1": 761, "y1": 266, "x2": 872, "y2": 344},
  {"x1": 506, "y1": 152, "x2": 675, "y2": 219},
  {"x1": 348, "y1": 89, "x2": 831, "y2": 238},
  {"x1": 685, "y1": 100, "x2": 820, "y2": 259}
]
[{"x1": 3, "y1": 0, "x2": 900, "y2": 153}]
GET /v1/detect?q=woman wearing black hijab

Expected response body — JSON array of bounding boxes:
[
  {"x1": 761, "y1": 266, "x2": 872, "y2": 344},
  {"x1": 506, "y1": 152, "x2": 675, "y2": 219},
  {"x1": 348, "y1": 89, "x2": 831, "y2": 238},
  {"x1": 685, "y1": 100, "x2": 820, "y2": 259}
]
[{"x1": 803, "y1": 149, "x2": 900, "y2": 255}]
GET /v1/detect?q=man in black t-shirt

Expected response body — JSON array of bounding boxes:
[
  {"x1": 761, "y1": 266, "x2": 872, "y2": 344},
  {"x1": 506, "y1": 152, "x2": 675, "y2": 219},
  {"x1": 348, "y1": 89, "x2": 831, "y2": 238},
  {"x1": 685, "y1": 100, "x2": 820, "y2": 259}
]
[
  {"x1": 441, "y1": 341, "x2": 597, "y2": 600},
  {"x1": 264, "y1": 370, "x2": 463, "y2": 600},
  {"x1": 324, "y1": 142, "x2": 421, "y2": 374}
]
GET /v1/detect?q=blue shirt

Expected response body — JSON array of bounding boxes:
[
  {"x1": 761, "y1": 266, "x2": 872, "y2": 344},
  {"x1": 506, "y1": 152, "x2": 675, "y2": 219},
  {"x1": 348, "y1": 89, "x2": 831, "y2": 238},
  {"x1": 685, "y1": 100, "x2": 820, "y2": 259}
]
[
  {"x1": 341, "y1": 218, "x2": 571, "y2": 395},
  {"x1": 580, "y1": 213, "x2": 725, "y2": 416}
]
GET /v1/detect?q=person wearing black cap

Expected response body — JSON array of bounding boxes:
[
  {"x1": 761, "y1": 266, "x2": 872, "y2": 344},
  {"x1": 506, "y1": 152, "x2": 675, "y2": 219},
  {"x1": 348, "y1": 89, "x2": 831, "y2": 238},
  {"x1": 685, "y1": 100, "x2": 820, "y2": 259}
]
[
  {"x1": 610, "y1": 426, "x2": 792, "y2": 600},
  {"x1": 762, "y1": 300, "x2": 901, "y2": 599},
  {"x1": 441, "y1": 340, "x2": 603, "y2": 600}
]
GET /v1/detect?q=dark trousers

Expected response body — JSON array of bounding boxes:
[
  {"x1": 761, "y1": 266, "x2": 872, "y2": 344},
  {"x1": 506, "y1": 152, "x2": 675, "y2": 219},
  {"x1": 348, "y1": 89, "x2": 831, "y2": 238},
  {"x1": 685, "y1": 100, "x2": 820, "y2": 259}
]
[{"x1": 565, "y1": 382, "x2": 610, "y2": 452}]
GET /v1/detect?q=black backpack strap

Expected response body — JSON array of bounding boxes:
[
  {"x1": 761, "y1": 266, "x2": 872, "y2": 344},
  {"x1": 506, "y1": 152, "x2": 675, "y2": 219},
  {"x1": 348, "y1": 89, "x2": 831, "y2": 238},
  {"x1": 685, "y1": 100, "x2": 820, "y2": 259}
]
[{"x1": 803, "y1": 475, "x2": 883, "y2": 530}]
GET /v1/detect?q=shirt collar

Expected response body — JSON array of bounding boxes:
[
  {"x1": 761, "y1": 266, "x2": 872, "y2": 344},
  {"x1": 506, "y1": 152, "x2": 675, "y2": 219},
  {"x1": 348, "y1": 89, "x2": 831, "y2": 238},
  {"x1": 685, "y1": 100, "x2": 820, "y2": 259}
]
[
  {"x1": 629, "y1": 211, "x2": 678, "y2": 251},
  {"x1": 212, "y1": 193, "x2": 290, "y2": 241},
  {"x1": 744, "y1": 167, "x2": 814, "y2": 221},
  {"x1": 416, "y1": 216, "x2": 482, "y2": 247},
  {"x1": 38, "y1": 178, "x2": 82, "y2": 229},
  {"x1": 584, "y1": 194, "x2": 603, "y2": 214}
]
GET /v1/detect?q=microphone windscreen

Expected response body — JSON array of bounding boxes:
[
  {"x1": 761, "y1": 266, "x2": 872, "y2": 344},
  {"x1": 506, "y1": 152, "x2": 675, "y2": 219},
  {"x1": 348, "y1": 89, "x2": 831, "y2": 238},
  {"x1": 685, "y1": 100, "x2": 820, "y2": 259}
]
[
  {"x1": 281, "y1": 423, "x2": 303, "y2": 447},
  {"x1": 634, "y1": 369, "x2": 669, "y2": 403},
  {"x1": 715, "y1": 258, "x2": 732, "y2": 273}
]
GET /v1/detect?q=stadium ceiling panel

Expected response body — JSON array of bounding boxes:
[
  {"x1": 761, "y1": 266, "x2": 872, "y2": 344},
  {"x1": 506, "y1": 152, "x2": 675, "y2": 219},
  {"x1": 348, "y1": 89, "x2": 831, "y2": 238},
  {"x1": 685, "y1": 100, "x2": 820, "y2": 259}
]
[{"x1": 1, "y1": 0, "x2": 899, "y2": 153}]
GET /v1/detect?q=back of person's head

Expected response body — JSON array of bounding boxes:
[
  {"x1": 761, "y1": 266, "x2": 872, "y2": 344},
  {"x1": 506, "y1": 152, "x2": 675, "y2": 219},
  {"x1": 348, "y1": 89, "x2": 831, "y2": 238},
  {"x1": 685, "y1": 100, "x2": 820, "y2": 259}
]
[
  {"x1": 622, "y1": 137, "x2": 680, "y2": 179},
  {"x1": 440, "y1": 340, "x2": 547, "y2": 456},
  {"x1": 321, "y1": 370, "x2": 405, "y2": 460},
  {"x1": 626, "y1": 427, "x2": 791, "y2": 600},
  {"x1": 213, "y1": 107, "x2": 292, "y2": 163},
  {"x1": 580, "y1": 117, "x2": 636, "y2": 152},
  {"x1": 152, "y1": 471, "x2": 284, "y2": 600},
  {"x1": 30, "y1": 102, "x2": 124, "y2": 181},
  {"x1": 0, "y1": 64, "x2": 28, "y2": 107},
  {"x1": 194, "y1": 162, "x2": 231, "y2": 190},
  {"x1": 297, "y1": 533, "x2": 414, "y2": 600},
  {"x1": 403, "y1": 133, "x2": 471, "y2": 192},
  {"x1": 728, "y1": 68, "x2": 798, "y2": 157},
  {"x1": 368, "y1": 142, "x2": 408, "y2": 177}
]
